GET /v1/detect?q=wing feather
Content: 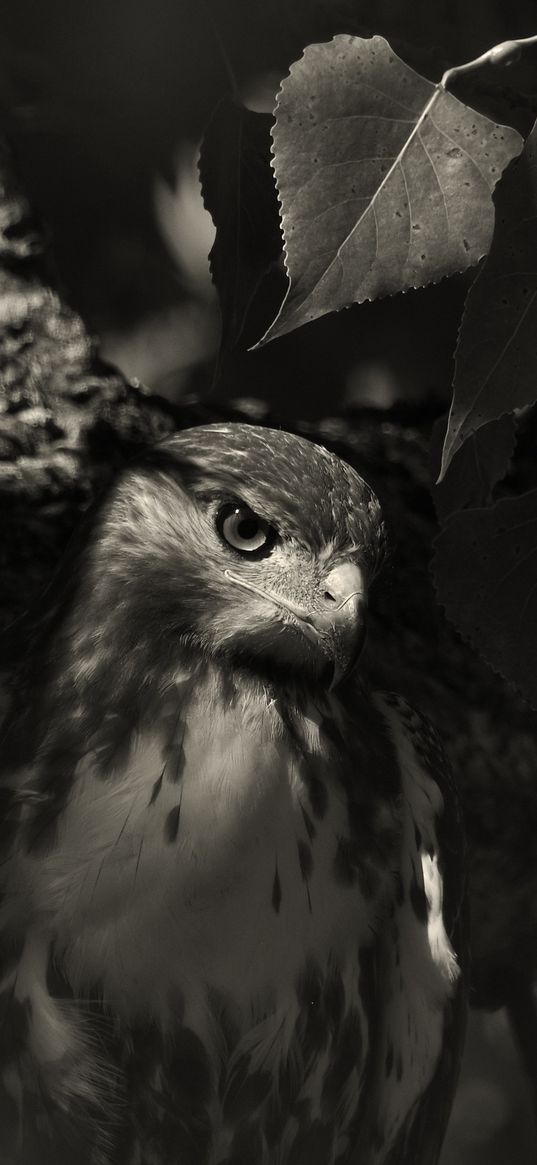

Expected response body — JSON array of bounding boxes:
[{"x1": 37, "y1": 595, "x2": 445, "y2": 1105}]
[{"x1": 360, "y1": 692, "x2": 467, "y2": 1165}]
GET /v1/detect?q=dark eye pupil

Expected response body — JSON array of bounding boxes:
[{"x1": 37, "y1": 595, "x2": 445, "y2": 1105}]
[{"x1": 237, "y1": 517, "x2": 260, "y2": 540}]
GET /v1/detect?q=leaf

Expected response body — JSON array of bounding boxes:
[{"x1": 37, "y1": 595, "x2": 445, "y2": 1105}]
[
  {"x1": 430, "y1": 412, "x2": 517, "y2": 522},
  {"x1": 259, "y1": 34, "x2": 522, "y2": 346},
  {"x1": 199, "y1": 99, "x2": 284, "y2": 352},
  {"x1": 433, "y1": 487, "x2": 537, "y2": 708},
  {"x1": 440, "y1": 121, "x2": 537, "y2": 476}
]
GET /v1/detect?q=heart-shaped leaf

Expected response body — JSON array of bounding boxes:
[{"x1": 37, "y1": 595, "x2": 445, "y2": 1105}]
[
  {"x1": 433, "y1": 487, "x2": 537, "y2": 708},
  {"x1": 259, "y1": 34, "x2": 522, "y2": 345},
  {"x1": 440, "y1": 121, "x2": 537, "y2": 477}
]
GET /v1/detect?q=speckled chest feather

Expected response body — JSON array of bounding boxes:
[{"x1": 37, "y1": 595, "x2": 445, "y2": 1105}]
[{"x1": 0, "y1": 666, "x2": 461, "y2": 1165}]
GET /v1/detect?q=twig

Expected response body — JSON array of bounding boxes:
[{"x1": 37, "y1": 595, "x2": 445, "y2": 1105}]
[{"x1": 441, "y1": 34, "x2": 537, "y2": 90}]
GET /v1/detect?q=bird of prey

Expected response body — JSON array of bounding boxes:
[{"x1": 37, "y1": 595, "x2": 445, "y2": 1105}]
[{"x1": 0, "y1": 423, "x2": 465, "y2": 1165}]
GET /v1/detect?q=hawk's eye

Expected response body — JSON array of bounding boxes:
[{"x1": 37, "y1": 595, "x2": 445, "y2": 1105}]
[{"x1": 217, "y1": 504, "x2": 275, "y2": 555}]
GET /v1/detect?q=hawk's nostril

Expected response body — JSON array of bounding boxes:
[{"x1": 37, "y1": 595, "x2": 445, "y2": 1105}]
[{"x1": 323, "y1": 590, "x2": 337, "y2": 604}]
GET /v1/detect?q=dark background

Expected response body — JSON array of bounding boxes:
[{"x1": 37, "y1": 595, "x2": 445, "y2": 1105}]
[{"x1": 3, "y1": 1, "x2": 537, "y2": 1159}]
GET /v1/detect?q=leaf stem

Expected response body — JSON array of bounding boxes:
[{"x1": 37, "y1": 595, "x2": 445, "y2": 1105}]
[{"x1": 441, "y1": 34, "x2": 537, "y2": 90}]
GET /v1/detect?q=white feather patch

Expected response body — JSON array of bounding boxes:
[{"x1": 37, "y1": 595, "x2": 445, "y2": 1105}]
[{"x1": 421, "y1": 849, "x2": 459, "y2": 985}]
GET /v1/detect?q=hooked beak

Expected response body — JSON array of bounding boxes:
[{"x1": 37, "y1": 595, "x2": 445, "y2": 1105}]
[
  {"x1": 224, "y1": 561, "x2": 367, "y2": 688},
  {"x1": 307, "y1": 562, "x2": 367, "y2": 688}
]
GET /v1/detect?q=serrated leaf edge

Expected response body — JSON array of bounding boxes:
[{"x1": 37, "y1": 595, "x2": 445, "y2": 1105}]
[{"x1": 255, "y1": 33, "x2": 521, "y2": 348}]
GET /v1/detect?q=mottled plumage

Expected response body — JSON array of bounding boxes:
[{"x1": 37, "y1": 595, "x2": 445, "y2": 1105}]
[{"x1": 0, "y1": 424, "x2": 465, "y2": 1164}]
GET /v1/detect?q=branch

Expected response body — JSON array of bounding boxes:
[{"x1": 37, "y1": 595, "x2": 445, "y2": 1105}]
[{"x1": 0, "y1": 135, "x2": 213, "y2": 638}]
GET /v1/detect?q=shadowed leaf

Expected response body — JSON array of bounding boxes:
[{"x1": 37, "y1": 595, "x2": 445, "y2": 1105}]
[
  {"x1": 441, "y1": 122, "x2": 537, "y2": 476},
  {"x1": 433, "y1": 487, "x2": 537, "y2": 708},
  {"x1": 199, "y1": 99, "x2": 284, "y2": 352},
  {"x1": 431, "y1": 412, "x2": 517, "y2": 522},
  {"x1": 259, "y1": 34, "x2": 522, "y2": 345}
]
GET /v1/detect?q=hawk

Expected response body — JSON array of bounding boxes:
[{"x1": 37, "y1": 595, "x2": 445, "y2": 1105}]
[{"x1": 0, "y1": 423, "x2": 465, "y2": 1164}]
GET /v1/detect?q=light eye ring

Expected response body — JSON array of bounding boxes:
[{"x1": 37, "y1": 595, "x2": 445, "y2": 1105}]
[{"x1": 216, "y1": 504, "x2": 276, "y2": 557}]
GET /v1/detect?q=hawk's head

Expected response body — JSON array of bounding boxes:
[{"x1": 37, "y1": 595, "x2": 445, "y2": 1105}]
[{"x1": 75, "y1": 424, "x2": 386, "y2": 689}]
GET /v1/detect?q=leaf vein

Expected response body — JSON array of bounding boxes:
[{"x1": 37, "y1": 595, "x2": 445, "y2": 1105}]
[
  {"x1": 416, "y1": 127, "x2": 449, "y2": 231},
  {"x1": 427, "y1": 114, "x2": 491, "y2": 187},
  {"x1": 321, "y1": 112, "x2": 416, "y2": 125},
  {"x1": 398, "y1": 159, "x2": 412, "y2": 265},
  {"x1": 332, "y1": 75, "x2": 421, "y2": 117},
  {"x1": 289, "y1": 88, "x2": 442, "y2": 308}
]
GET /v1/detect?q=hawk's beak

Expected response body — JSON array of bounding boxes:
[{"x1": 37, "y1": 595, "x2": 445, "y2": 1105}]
[
  {"x1": 308, "y1": 562, "x2": 367, "y2": 688},
  {"x1": 224, "y1": 561, "x2": 367, "y2": 687}
]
